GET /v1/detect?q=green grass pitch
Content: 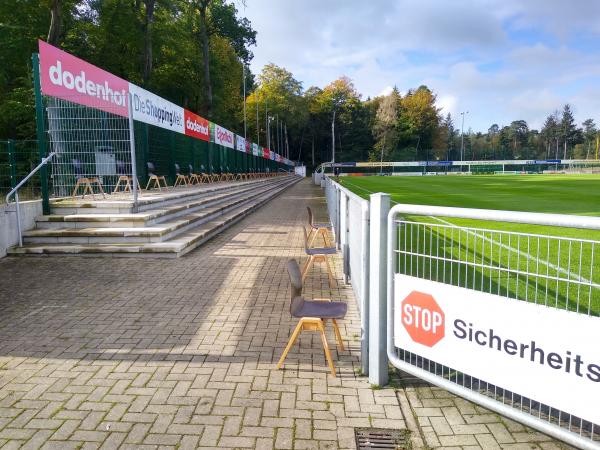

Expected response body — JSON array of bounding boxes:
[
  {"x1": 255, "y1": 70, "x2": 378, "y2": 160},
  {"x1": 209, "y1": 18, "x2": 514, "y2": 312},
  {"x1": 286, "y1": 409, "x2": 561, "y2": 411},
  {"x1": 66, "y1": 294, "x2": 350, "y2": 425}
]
[{"x1": 337, "y1": 174, "x2": 600, "y2": 315}]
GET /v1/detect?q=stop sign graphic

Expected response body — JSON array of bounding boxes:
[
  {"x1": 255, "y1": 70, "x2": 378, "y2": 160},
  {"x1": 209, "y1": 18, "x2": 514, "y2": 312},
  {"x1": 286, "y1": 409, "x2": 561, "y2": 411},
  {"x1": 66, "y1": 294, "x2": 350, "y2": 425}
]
[{"x1": 401, "y1": 291, "x2": 445, "y2": 347}]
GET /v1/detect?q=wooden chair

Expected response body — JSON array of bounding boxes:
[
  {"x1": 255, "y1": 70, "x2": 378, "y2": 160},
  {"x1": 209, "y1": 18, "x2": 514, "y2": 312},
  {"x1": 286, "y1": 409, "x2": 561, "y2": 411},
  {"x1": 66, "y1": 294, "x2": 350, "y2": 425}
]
[
  {"x1": 199, "y1": 165, "x2": 212, "y2": 183},
  {"x1": 145, "y1": 162, "x2": 169, "y2": 190},
  {"x1": 113, "y1": 160, "x2": 141, "y2": 194},
  {"x1": 209, "y1": 166, "x2": 221, "y2": 183},
  {"x1": 277, "y1": 259, "x2": 347, "y2": 377},
  {"x1": 307, "y1": 206, "x2": 333, "y2": 247},
  {"x1": 302, "y1": 226, "x2": 336, "y2": 287},
  {"x1": 71, "y1": 158, "x2": 106, "y2": 199},
  {"x1": 187, "y1": 164, "x2": 201, "y2": 185},
  {"x1": 173, "y1": 163, "x2": 189, "y2": 187}
]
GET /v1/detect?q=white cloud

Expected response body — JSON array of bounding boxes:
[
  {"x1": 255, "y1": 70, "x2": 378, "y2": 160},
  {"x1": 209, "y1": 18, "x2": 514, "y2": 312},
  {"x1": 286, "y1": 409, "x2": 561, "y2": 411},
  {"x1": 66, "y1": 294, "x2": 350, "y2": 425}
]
[{"x1": 242, "y1": 0, "x2": 600, "y2": 132}]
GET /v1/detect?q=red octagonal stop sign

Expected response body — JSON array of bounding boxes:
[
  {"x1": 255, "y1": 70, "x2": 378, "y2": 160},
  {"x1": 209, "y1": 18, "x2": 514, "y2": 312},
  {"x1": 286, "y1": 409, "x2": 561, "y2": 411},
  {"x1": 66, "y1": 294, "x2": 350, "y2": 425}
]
[{"x1": 401, "y1": 291, "x2": 445, "y2": 347}]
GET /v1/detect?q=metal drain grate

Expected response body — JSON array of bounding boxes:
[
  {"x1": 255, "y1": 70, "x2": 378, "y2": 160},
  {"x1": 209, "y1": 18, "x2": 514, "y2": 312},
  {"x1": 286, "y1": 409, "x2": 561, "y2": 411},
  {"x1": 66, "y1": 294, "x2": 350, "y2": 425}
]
[{"x1": 354, "y1": 428, "x2": 411, "y2": 449}]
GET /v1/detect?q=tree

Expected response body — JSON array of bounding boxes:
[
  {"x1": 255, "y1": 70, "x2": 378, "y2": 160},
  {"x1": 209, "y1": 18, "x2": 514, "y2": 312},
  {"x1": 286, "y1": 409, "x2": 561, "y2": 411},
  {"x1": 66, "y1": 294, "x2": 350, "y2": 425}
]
[
  {"x1": 560, "y1": 104, "x2": 579, "y2": 159},
  {"x1": 47, "y1": 0, "x2": 63, "y2": 45},
  {"x1": 142, "y1": 0, "x2": 157, "y2": 86},
  {"x1": 399, "y1": 85, "x2": 440, "y2": 160},
  {"x1": 541, "y1": 112, "x2": 560, "y2": 159},
  {"x1": 193, "y1": 0, "x2": 256, "y2": 118},
  {"x1": 508, "y1": 120, "x2": 529, "y2": 158},
  {"x1": 582, "y1": 118, "x2": 597, "y2": 159},
  {"x1": 487, "y1": 124, "x2": 500, "y2": 159},
  {"x1": 372, "y1": 89, "x2": 400, "y2": 164}
]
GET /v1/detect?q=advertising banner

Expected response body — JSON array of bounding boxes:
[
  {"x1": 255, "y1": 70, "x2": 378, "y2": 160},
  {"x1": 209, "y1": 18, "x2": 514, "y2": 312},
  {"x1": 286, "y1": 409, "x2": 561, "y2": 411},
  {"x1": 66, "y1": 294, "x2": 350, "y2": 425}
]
[
  {"x1": 38, "y1": 41, "x2": 293, "y2": 166},
  {"x1": 214, "y1": 124, "x2": 234, "y2": 148},
  {"x1": 184, "y1": 110, "x2": 209, "y2": 141},
  {"x1": 39, "y1": 40, "x2": 129, "y2": 117},
  {"x1": 128, "y1": 83, "x2": 184, "y2": 133},
  {"x1": 236, "y1": 135, "x2": 246, "y2": 152},
  {"x1": 394, "y1": 275, "x2": 600, "y2": 424}
]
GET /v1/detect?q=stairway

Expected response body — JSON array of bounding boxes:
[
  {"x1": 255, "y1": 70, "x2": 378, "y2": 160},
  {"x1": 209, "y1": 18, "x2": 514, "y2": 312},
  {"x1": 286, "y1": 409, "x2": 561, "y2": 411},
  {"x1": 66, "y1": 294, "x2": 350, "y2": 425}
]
[{"x1": 8, "y1": 175, "x2": 300, "y2": 258}]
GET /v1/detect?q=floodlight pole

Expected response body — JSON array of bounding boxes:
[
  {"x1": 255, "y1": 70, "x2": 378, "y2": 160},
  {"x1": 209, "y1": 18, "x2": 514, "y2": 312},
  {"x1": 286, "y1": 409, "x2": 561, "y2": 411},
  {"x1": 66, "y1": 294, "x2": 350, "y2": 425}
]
[
  {"x1": 332, "y1": 109, "x2": 336, "y2": 164},
  {"x1": 460, "y1": 111, "x2": 469, "y2": 162},
  {"x1": 243, "y1": 64, "x2": 247, "y2": 139}
]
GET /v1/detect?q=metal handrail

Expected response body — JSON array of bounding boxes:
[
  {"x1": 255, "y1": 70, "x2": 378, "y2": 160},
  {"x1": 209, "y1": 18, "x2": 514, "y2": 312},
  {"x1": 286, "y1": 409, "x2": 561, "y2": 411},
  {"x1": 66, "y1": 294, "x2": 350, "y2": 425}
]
[{"x1": 5, "y1": 151, "x2": 56, "y2": 247}]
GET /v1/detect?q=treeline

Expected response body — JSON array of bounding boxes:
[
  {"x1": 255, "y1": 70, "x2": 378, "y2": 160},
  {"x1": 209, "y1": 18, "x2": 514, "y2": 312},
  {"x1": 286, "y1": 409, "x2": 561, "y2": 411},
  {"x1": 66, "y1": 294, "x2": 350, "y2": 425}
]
[
  {"x1": 0, "y1": 0, "x2": 255, "y2": 139},
  {"x1": 2, "y1": 1, "x2": 597, "y2": 169}
]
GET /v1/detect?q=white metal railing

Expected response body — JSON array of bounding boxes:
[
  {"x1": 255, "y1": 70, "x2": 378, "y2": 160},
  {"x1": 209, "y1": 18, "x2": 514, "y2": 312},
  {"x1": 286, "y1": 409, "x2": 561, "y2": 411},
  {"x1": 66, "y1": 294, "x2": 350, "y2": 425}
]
[
  {"x1": 324, "y1": 176, "x2": 370, "y2": 374},
  {"x1": 5, "y1": 151, "x2": 57, "y2": 246},
  {"x1": 321, "y1": 174, "x2": 600, "y2": 449},
  {"x1": 387, "y1": 204, "x2": 600, "y2": 450}
]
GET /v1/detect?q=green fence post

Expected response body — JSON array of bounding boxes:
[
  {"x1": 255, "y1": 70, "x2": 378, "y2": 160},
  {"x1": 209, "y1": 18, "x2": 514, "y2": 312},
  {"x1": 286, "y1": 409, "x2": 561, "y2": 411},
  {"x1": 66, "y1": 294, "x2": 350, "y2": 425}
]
[
  {"x1": 142, "y1": 124, "x2": 149, "y2": 181},
  {"x1": 169, "y1": 132, "x2": 175, "y2": 184},
  {"x1": 32, "y1": 53, "x2": 50, "y2": 214},
  {"x1": 7, "y1": 140, "x2": 17, "y2": 189}
]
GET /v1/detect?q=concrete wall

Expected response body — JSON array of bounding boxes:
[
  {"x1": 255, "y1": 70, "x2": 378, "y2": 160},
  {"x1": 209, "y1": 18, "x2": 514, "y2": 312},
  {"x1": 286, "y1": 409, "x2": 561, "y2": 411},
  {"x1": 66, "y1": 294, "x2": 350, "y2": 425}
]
[{"x1": 0, "y1": 199, "x2": 43, "y2": 258}]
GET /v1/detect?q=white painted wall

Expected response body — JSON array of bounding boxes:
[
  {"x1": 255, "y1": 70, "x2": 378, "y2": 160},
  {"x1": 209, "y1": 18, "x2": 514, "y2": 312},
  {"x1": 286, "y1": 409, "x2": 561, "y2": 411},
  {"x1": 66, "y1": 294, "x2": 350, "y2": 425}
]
[{"x1": 0, "y1": 200, "x2": 42, "y2": 258}]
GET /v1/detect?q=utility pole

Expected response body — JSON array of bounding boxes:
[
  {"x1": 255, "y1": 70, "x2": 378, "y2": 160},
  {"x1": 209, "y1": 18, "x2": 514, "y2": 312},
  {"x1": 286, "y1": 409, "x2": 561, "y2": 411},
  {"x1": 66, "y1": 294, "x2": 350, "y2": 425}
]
[
  {"x1": 460, "y1": 111, "x2": 469, "y2": 161},
  {"x1": 256, "y1": 95, "x2": 259, "y2": 145},
  {"x1": 265, "y1": 99, "x2": 268, "y2": 148}
]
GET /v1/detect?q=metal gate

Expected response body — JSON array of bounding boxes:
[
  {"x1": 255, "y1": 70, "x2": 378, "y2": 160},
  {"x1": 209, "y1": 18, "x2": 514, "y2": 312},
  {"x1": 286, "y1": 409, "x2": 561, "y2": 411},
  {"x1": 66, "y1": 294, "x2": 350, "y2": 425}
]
[{"x1": 386, "y1": 204, "x2": 600, "y2": 450}]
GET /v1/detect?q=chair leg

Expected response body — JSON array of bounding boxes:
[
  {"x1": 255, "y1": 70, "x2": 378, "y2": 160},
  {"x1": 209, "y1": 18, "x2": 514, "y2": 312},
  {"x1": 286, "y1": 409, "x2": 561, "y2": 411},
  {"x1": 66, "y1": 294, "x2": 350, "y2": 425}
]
[
  {"x1": 72, "y1": 179, "x2": 82, "y2": 197},
  {"x1": 332, "y1": 319, "x2": 345, "y2": 352},
  {"x1": 96, "y1": 180, "x2": 106, "y2": 198},
  {"x1": 324, "y1": 256, "x2": 335, "y2": 287},
  {"x1": 276, "y1": 320, "x2": 304, "y2": 370},
  {"x1": 113, "y1": 177, "x2": 122, "y2": 194},
  {"x1": 308, "y1": 228, "x2": 317, "y2": 247},
  {"x1": 318, "y1": 321, "x2": 336, "y2": 377},
  {"x1": 301, "y1": 256, "x2": 314, "y2": 281},
  {"x1": 145, "y1": 177, "x2": 153, "y2": 190},
  {"x1": 319, "y1": 228, "x2": 330, "y2": 247}
]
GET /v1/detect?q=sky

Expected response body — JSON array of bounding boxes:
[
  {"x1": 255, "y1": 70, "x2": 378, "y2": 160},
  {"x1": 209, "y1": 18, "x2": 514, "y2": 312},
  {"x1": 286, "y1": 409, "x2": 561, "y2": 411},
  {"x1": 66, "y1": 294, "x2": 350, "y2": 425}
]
[{"x1": 242, "y1": 0, "x2": 600, "y2": 132}]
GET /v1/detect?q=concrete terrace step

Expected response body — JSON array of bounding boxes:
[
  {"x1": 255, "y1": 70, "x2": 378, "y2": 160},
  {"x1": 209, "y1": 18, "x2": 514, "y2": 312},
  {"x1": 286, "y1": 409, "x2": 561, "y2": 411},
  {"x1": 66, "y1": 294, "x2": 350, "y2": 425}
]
[
  {"x1": 23, "y1": 180, "x2": 287, "y2": 244},
  {"x1": 36, "y1": 178, "x2": 287, "y2": 229},
  {"x1": 8, "y1": 176, "x2": 301, "y2": 257},
  {"x1": 48, "y1": 176, "x2": 288, "y2": 215}
]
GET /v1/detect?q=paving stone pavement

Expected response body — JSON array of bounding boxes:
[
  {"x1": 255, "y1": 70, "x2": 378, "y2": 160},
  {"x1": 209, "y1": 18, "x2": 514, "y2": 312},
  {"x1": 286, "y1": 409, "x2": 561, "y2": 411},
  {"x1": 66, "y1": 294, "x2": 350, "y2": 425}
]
[{"x1": 0, "y1": 179, "x2": 573, "y2": 449}]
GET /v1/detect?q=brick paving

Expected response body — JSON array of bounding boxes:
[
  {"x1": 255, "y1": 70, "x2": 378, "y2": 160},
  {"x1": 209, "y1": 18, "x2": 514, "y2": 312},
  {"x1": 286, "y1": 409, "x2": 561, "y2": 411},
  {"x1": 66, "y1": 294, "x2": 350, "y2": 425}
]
[{"x1": 0, "y1": 179, "x2": 571, "y2": 449}]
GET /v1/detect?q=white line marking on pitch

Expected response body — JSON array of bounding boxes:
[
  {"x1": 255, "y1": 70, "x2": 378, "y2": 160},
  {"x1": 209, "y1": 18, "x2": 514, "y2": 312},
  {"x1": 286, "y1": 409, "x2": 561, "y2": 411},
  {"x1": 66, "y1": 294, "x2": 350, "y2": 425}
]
[
  {"x1": 428, "y1": 215, "x2": 593, "y2": 285},
  {"x1": 338, "y1": 178, "x2": 593, "y2": 286}
]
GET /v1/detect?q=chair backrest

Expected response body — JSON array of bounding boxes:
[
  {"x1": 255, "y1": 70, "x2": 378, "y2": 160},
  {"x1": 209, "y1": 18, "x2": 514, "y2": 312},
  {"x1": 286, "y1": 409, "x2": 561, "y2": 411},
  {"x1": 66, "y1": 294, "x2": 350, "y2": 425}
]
[
  {"x1": 116, "y1": 160, "x2": 126, "y2": 175},
  {"x1": 200, "y1": 164, "x2": 205, "y2": 172},
  {"x1": 147, "y1": 162, "x2": 156, "y2": 176},
  {"x1": 286, "y1": 259, "x2": 305, "y2": 316},
  {"x1": 174, "y1": 163, "x2": 181, "y2": 175},
  {"x1": 72, "y1": 159, "x2": 83, "y2": 177},
  {"x1": 188, "y1": 164, "x2": 194, "y2": 175},
  {"x1": 306, "y1": 206, "x2": 314, "y2": 227}
]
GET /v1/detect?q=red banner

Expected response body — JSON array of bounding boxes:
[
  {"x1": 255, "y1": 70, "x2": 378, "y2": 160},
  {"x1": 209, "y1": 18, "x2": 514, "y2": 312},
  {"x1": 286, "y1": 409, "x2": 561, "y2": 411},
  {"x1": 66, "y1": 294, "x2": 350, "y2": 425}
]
[
  {"x1": 184, "y1": 110, "x2": 209, "y2": 141},
  {"x1": 263, "y1": 148, "x2": 270, "y2": 159}
]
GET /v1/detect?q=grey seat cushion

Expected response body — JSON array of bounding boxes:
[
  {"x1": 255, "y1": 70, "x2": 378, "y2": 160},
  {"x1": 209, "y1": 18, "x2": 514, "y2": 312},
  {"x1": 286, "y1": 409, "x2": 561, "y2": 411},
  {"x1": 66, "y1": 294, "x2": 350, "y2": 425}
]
[
  {"x1": 306, "y1": 246, "x2": 336, "y2": 255},
  {"x1": 313, "y1": 222, "x2": 332, "y2": 228},
  {"x1": 291, "y1": 297, "x2": 347, "y2": 319}
]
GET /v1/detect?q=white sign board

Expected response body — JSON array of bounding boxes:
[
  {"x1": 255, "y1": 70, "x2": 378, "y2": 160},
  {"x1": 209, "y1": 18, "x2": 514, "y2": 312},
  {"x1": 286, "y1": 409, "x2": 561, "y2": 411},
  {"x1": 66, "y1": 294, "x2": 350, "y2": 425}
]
[
  {"x1": 214, "y1": 124, "x2": 234, "y2": 148},
  {"x1": 236, "y1": 135, "x2": 246, "y2": 152},
  {"x1": 394, "y1": 274, "x2": 600, "y2": 425},
  {"x1": 129, "y1": 83, "x2": 184, "y2": 133}
]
